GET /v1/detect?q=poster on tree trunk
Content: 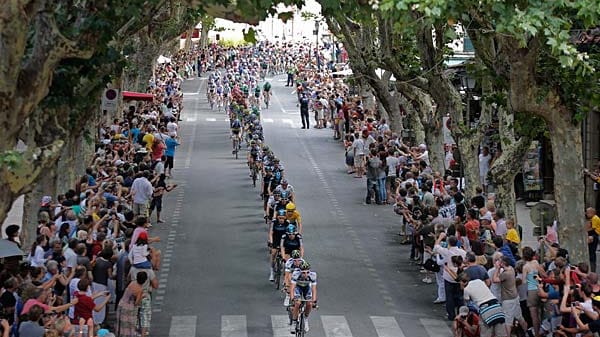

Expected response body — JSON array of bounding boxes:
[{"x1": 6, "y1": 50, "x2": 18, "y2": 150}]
[
  {"x1": 523, "y1": 141, "x2": 543, "y2": 191},
  {"x1": 443, "y1": 117, "x2": 455, "y2": 145}
]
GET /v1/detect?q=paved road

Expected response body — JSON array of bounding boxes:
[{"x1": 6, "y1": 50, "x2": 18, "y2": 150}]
[{"x1": 149, "y1": 75, "x2": 452, "y2": 337}]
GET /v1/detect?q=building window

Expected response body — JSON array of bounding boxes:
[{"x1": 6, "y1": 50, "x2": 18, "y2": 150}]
[{"x1": 463, "y1": 36, "x2": 474, "y2": 52}]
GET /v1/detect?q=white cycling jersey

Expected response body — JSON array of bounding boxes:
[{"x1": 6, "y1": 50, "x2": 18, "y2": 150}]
[
  {"x1": 285, "y1": 258, "x2": 305, "y2": 273},
  {"x1": 291, "y1": 270, "x2": 317, "y2": 288}
]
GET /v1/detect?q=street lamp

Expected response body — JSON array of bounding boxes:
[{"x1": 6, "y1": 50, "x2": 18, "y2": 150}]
[
  {"x1": 314, "y1": 20, "x2": 321, "y2": 71},
  {"x1": 459, "y1": 72, "x2": 476, "y2": 127},
  {"x1": 457, "y1": 71, "x2": 476, "y2": 190}
]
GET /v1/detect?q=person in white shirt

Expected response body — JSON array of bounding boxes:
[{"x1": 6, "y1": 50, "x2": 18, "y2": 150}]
[
  {"x1": 434, "y1": 232, "x2": 466, "y2": 321},
  {"x1": 412, "y1": 143, "x2": 430, "y2": 166},
  {"x1": 352, "y1": 134, "x2": 366, "y2": 178},
  {"x1": 129, "y1": 172, "x2": 154, "y2": 217},
  {"x1": 27, "y1": 236, "x2": 47, "y2": 267},
  {"x1": 479, "y1": 146, "x2": 493, "y2": 194},
  {"x1": 166, "y1": 117, "x2": 178, "y2": 136},
  {"x1": 461, "y1": 274, "x2": 508, "y2": 337}
]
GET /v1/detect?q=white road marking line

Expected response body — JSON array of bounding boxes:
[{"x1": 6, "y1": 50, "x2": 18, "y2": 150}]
[
  {"x1": 271, "y1": 315, "x2": 290, "y2": 337},
  {"x1": 221, "y1": 315, "x2": 248, "y2": 337},
  {"x1": 182, "y1": 92, "x2": 199, "y2": 95},
  {"x1": 321, "y1": 315, "x2": 353, "y2": 337},
  {"x1": 169, "y1": 315, "x2": 197, "y2": 337},
  {"x1": 185, "y1": 117, "x2": 197, "y2": 122},
  {"x1": 370, "y1": 316, "x2": 406, "y2": 337},
  {"x1": 263, "y1": 118, "x2": 274, "y2": 123},
  {"x1": 419, "y1": 318, "x2": 452, "y2": 337},
  {"x1": 206, "y1": 117, "x2": 217, "y2": 122}
]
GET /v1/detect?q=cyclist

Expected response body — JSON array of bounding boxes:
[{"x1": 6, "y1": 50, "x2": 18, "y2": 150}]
[
  {"x1": 241, "y1": 84, "x2": 249, "y2": 98},
  {"x1": 263, "y1": 81, "x2": 272, "y2": 108},
  {"x1": 285, "y1": 202, "x2": 302, "y2": 234},
  {"x1": 280, "y1": 224, "x2": 303, "y2": 261},
  {"x1": 230, "y1": 118, "x2": 242, "y2": 154},
  {"x1": 252, "y1": 85, "x2": 261, "y2": 106},
  {"x1": 274, "y1": 178, "x2": 295, "y2": 202},
  {"x1": 207, "y1": 79, "x2": 216, "y2": 107},
  {"x1": 216, "y1": 82, "x2": 224, "y2": 108},
  {"x1": 275, "y1": 191, "x2": 291, "y2": 217},
  {"x1": 269, "y1": 209, "x2": 291, "y2": 282},
  {"x1": 247, "y1": 140, "x2": 261, "y2": 176},
  {"x1": 262, "y1": 166, "x2": 274, "y2": 213},
  {"x1": 283, "y1": 250, "x2": 305, "y2": 306},
  {"x1": 270, "y1": 158, "x2": 284, "y2": 187},
  {"x1": 290, "y1": 261, "x2": 317, "y2": 333},
  {"x1": 266, "y1": 190, "x2": 281, "y2": 221}
]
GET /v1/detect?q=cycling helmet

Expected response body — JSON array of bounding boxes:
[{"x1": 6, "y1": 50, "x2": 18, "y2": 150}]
[
  {"x1": 281, "y1": 178, "x2": 288, "y2": 184},
  {"x1": 285, "y1": 202, "x2": 296, "y2": 211},
  {"x1": 286, "y1": 224, "x2": 297, "y2": 234},
  {"x1": 265, "y1": 166, "x2": 273, "y2": 171},
  {"x1": 250, "y1": 140, "x2": 256, "y2": 145},
  {"x1": 300, "y1": 261, "x2": 310, "y2": 270},
  {"x1": 273, "y1": 189, "x2": 281, "y2": 196},
  {"x1": 252, "y1": 134, "x2": 259, "y2": 140},
  {"x1": 291, "y1": 250, "x2": 301, "y2": 259},
  {"x1": 277, "y1": 209, "x2": 286, "y2": 217}
]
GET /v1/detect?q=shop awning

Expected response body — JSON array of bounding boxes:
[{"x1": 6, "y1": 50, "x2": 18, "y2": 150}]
[{"x1": 122, "y1": 91, "x2": 154, "y2": 102}]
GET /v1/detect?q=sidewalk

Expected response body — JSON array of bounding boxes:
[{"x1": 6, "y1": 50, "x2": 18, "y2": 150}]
[{"x1": 516, "y1": 200, "x2": 538, "y2": 249}]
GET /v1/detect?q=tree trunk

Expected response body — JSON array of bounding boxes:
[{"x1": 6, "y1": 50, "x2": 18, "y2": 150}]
[
  {"x1": 494, "y1": 176, "x2": 517, "y2": 223},
  {"x1": 408, "y1": 111, "x2": 426, "y2": 146},
  {"x1": 326, "y1": 16, "x2": 404, "y2": 132},
  {"x1": 184, "y1": 27, "x2": 194, "y2": 52},
  {"x1": 22, "y1": 165, "x2": 57, "y2": 247},
  {"x1": 395, "y1": 82, "x2": 444, "y2": 173},
  {"x1": 424, "y1": 124, "x2": 446, "y2": 176},
  {"x1": 456, "y1": 136, "x2": 481, "y2": 200},
  {"x1": 200, "y1": 24, "x2": 210, "y2": 49},
  {"x1": 548, "y1": 119, "x2": 587, "y2": 264},
  {"x1": 489, "y1": 139, "x2": 530, "y2": 221}
]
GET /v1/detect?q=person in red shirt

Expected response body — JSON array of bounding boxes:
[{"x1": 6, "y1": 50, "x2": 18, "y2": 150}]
[
  {"x1": 452, "y1": 306, "x2": 480, "y2": 337},
  {"x1": 464, "y1": 209, "x2": 481, "y2": 244},
  {"x1": 72, "y1": 278, "x2": 111, "y2": 324}
]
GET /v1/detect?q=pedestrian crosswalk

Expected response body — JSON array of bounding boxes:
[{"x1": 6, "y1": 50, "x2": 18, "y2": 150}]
[
  {"x1": 186, "y1": 116, "x2": 304, "y2": 128},
  {"x1": 166, "y1": 314, "x2": 452, "y2": 337}
]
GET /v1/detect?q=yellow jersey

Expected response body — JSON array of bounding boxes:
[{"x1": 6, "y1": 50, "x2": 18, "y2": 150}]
[
  {"x1": 592, "y1": 215, "x2": 600, "y2": 236},
  {"x1": 143, "y1": 133, "x2": 154, "y2": 150},
  {"x1": 286, "y1": 210, "x2": 301, "y2": 224}
]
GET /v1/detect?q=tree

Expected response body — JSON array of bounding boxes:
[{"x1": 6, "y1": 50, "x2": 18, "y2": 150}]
[
  {"x1": 0, "y1": 0, "x2": 306, "y2": 232},
  {"x1": 325, "y1": 14, "x2": 404, "y2": 132},
  {"x1": 199, "y1": 15, "x2": 216, "y2": 49},
  {"x1": 380, "y1": 0, "x2": 600, "y2": 263}
]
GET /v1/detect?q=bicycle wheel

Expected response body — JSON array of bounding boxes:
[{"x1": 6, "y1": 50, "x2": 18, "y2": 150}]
[
  {"x1": 287, "y1": 307, "x2": 293, "y2": 325},
  {"x1": 252, "y1": 168, "x2": 257, "y2": 187},
  {"x1": 297, "y1": 315, "x2": 304, "y2": 337}
]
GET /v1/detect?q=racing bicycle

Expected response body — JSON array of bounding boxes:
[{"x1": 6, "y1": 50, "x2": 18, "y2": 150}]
[
  {"x1": 273, "y1": 252, "x2": 284, "y2": 290},
  {"x1": 232, "y1": 134, "x2": 241, "y2": 159},
  {"x1": 288, "y1": 298, "x2": 316, "y2": 336}
]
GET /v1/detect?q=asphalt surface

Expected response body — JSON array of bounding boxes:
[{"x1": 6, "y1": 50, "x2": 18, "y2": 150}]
[{"x1": 148, "y1": 75, "x2": 453, "y2": 337}]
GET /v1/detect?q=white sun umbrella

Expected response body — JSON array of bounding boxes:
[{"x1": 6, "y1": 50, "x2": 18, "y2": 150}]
[{"x1": 157, "y1": 55, "x2": 172, "y2": 64}]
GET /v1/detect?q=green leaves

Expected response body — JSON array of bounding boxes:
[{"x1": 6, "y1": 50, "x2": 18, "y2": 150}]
[
  {"x1": 279, "y1": 11, "x2": 295, "y2": 23},
  {"x1": 243, "y1": 27, "x2": 257, "y2": 44},
  {"x1": 0, "y1": 151, "x2": 23, "y2": 170}
]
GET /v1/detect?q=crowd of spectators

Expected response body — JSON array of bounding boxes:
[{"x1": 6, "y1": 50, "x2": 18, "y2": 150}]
[
  {"x1": 0, "y1": 47, "x2": 205, "y2": 337},
  {"x1": 291, "y1": 51, "x2": 600, "y2": 337}
]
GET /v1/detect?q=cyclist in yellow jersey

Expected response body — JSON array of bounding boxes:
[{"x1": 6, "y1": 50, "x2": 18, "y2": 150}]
[{"x1": 285, "y1": 202, "x2": 302, "y2": 234}]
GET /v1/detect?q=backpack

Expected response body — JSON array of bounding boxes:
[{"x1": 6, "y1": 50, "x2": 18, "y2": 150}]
[{"x1": 422, "y1": 257, "x2": 440, "y2": 272}]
